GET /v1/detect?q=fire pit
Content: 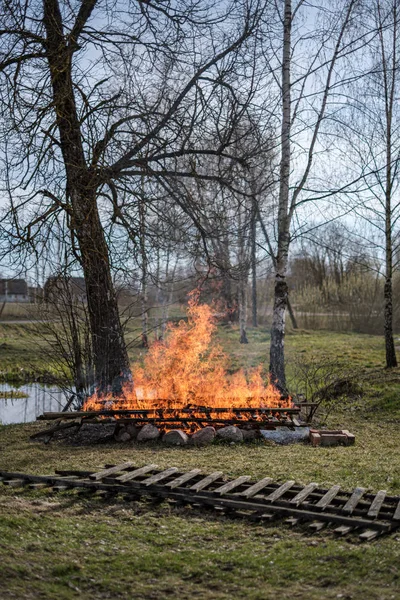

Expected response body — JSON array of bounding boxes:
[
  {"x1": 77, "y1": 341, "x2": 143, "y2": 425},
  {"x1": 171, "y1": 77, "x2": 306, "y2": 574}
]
[{"x1": 34, "y1": 403, "x2": 307, "y2": 444}]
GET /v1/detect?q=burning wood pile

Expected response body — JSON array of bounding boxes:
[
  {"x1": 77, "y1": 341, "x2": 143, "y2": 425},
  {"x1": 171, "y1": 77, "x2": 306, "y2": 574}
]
[
  {"x1": 35, "y1": 405, "x2": 305, "y2": 444},
  {"x1": 35, "y1": 293, "x2": 307, "y2": 443}
]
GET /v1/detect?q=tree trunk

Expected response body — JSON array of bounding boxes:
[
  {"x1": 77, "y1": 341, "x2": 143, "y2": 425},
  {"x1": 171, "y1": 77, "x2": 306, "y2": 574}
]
[
  {"x1": 382, "y1": 0, "x2": 397, "y2": 369},
  {"x1": 269, "y1": 0, "x2": 292, "y2": 392},
  {"x1": 222, "y1": 273, "x2": 237, "y2": 322},
  {"x1": 251, "y1": 203, "x2": 258, "y2": 328},
  {"x1": 76, "y1": 192, "x2": 131, "y2": 389},
  {"x1": 256, "y1": 207, "x2": 298, "y2": 332},
  {"x1": 384, "y1": 278, "x2": 397, "y2": 368},
  {"x1": 219, "y1": 235, "x2": 237, "y2": 323},
  {"x1": 154, "y1": 247, "x2": 161, "y2": 341},
  {"x1": 43, "y1": 0, "x2": 131, "y2": 390},
  {"x1": 287, "y1": 296, "x2": 298, "y2": 329},
  {"x1": 139, "y1": 190, "x2": 148, "y2": 348},
  {"x1": 161, "y1": 250, "x2": 179, "y2": 339},
  {"x1": 269, "y1": 278, "x2": 288, "y2": 393},
  {"x1": 239, "y1": 274, "x2": 248, "y2": 344}
]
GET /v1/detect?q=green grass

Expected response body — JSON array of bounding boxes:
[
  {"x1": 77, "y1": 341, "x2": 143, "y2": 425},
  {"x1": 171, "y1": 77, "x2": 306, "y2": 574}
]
[
  {"x1": 0, "y1": 389, "x2": 28, "y2": 399},
  {"x1": 1, "y1": 412, "x2": 400, "y2": 600},
  {"x1": 0, "y1": 308, "x2": 389, "y2": 382},
  {"x1": 1, "y1": 491, "x2": 399, "y2": 600},
  {"x1": 0, "y1": 322, "x2": 61, "y2": 383},
  {"x1": 214, "y1": 325, "x2": 387, "y2": 374},
  {"x1": 1, "y1": 322, "x2": 400, "y2": 598},
  {"x1": 0, "y1": 313, "x2": 185, "y2": 384},
  {"x1": 1, "y1": 494, "x2": 397, "y2": 600}
]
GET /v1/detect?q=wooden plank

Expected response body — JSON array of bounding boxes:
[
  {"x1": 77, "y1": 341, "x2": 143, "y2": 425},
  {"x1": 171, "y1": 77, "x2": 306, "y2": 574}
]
[
  {"x1": 342, "y1": 488, "x2": 366, "y2": 514},
  {"x1": 190, "y1": 472, "x2": 224, "y2": 492},
  {"x1": 30, "y1": 419, "x2": 82, "y2": 439},
  {"x1": 308, "y1": 521, "x2": 326, "y2": 531},
  {"x1": 367, "y1": 490, "x2": 387, "y2": 518},
  {"x1": 250, "y1": 512, "x2": 275, "y2": 521},
  {"x1": 116, "y1": 464, "x2": 158, "y2": 483},
  {"x1": 39, "y1": 407, "x2": 301, "y2": 420},
  {"x1": 89, "y1": 462, "x2": 133, "y2": 481},
  {"x1": 359, "y1": 529, "x2": 380, "y2": 541},
  {"x1": 334, "y1": 525, "x2": 353, "y2": 535},
  {"x1": 142, "y1": 468, "x2": 179, "y2": 486},
  {"x1": 50, "y1": 475, "x2": 76, "y2": 491},
  {"x1": 285, "y1": 517, "x2": 301, "y2": 526},
  {"x1": 52, "y1": 484, "x2": 69, "y2": 491},
  {"x1": 290, "y1": 483, "x2": 318, "y2": 506},
  {"x1": 266, "y1": 481, "x2": 296, "y2": 502},
  {"x1": 55, "y1": 469, "x2": 100, "y2": 477},
  {"x1": 213, "y1": 476, "x2": 251, "y2": 495},
  {"x1": 393, "y1": 500, "x2": 400, "y2": 521},
  {"x1": 315, "y1": 485, "x2": 341, "y2": 509},
  {"x1": 166, "y1": 469, "x2": 202, "y2": 489},
  {"x1": 239, "y1": 477, "x2": 273, "y2": 498},
  {"x1": 2, "y1": 479, "x2": 25, "y2": 487}
]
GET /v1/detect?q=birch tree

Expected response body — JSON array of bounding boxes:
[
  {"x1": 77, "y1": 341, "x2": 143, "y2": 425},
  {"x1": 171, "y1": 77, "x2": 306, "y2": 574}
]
[
  {"x1": 265, "y1": 0, "x2": 362, "y2": 392},
  {"x1": 343, "y1": 0, "x2": 400, "y2": 367}
]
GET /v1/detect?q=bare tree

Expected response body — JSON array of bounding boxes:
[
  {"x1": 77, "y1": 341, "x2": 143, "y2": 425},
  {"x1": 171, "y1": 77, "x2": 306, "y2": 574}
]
[
  {"x1": 263, "y1": 0, "x2": 364, "y2": 392},
  {"x1": 183, "y1": 115, "x2": 275, "y2": 342},
  {"x1": 250, "y1": 196, "x2": 258, "y2": 328},
  {"x1": 138, "y1": 181, "x2": 149, "y2": 348},
  {"x1": 341, "y1": 0, "x2": 400, "y2": 367},
  {"x1": 0, "y1": 0, "x2": 264, "y2": 389},
  {"x1": 41, "y1": 272, "x2": 94, "y2": 398}
]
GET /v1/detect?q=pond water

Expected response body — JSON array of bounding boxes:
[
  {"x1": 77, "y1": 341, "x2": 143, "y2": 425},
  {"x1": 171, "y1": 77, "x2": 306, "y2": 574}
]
[{"x1": 0, "y1": 383, "x2": 72, "y2": 425}]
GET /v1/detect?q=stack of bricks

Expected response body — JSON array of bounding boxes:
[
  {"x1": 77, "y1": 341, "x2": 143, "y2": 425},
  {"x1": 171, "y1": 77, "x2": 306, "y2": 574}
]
[{"x1": 309, "y1": 429, "x2": 355, "y2": 447}]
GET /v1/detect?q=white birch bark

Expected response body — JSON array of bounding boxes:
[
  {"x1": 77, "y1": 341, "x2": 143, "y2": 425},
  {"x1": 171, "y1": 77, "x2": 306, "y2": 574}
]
[
  {"x1": 269, "y1": 0, "x2": 292, "y2": 392},
  {"x1": 269, "y1": 0, "x2": 357, "y2": 391}
]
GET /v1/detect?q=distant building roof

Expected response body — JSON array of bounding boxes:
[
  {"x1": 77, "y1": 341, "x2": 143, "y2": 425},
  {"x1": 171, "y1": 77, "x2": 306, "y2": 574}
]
[
  {"x1": 44, "y1": 276, "x2": 87, "y2": 301},
  {"x1": 0, "y1": 279, "x2": 28, "y2": 296}
]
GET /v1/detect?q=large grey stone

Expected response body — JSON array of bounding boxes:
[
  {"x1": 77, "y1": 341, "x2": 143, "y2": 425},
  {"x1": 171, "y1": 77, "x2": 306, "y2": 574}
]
[
  {"x1": 216, "y1": 426, "x2": 243, "y2": 443},
  {"x1": 260, "y1": 427, "x2": 310, "y2": 445},
  {"x1": 125, "y1": 423, "x2": 140, "y2": 440},
  {"x1": 191, "y1": 426, "x2": 216, "y2": 446},
  {"x1": 239, "y1": 428, "x2": 258, "y2": 442},
  {"x1": 114, "y1": 425, "x2": 132, "y2": 442},
  {"x1": 137, "y1": 424, "x2": 160, "y2": 442},
  {"x1": 162, "y1": 429, "x2": 188, "y2": 446}
]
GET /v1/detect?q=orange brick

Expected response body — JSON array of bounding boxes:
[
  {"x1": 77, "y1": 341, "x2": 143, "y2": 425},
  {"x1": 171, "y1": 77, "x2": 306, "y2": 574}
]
[{"x1": 310, "y1": 432, "x2": 321, "y2": 447}]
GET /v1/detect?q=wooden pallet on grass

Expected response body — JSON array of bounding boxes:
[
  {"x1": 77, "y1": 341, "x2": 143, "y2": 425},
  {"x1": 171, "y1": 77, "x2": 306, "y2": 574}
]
[{"x1": 1, "y1": 464, "x2": 399, "y2": 541}]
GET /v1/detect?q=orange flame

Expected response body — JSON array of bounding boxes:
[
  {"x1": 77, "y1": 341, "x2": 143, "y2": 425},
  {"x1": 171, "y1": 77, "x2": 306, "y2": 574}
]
[{"x1": 84, "y1": 290, "x2": 290, "y2": 413}]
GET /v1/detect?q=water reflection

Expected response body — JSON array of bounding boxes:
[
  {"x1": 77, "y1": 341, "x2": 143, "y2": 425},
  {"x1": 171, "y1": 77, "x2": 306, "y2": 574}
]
[{"x1": 0, "y1": 383, "x2": 71, "y2": 425}]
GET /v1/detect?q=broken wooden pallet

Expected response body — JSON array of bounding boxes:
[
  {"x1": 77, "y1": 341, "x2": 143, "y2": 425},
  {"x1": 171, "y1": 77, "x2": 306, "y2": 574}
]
[{"x1": 1, "y1": 464, "x2": 399, "y2": 541}]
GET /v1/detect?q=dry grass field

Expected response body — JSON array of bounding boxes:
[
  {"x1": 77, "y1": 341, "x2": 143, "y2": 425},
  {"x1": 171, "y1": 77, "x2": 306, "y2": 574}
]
[{"x1": 0, "y1": 322, "x2": 400, "y2": 599}]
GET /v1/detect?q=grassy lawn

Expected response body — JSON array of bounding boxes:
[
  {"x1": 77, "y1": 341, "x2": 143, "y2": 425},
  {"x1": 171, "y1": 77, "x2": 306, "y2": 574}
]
[
  {"x1": 0, "y1": 309, "x2": 186, "y2": 384},
  {"x1": 0, "y1": 314, "x2": 389, "y2": 384},
  {"x1": 1, "y1": 323, "x2": 400, "y2": 598}
]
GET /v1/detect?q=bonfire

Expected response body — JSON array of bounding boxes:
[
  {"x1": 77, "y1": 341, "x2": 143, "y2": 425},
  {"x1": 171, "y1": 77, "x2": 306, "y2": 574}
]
[{"x1": 84, "y1": 291, "x2": 290, "y2": 412}]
